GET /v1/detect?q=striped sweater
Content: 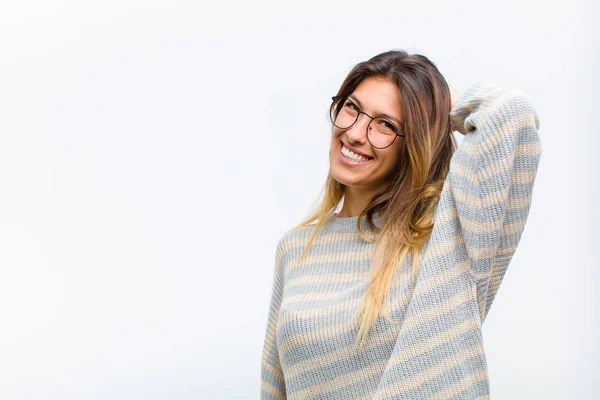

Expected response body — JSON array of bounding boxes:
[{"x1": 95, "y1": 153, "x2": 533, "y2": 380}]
[{"x1": 261, "y1": 82, "x2": 542, "y2": 399}]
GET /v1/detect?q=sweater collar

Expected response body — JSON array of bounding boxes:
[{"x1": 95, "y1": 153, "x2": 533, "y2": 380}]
[{"x1": 323, "y1": 211, "x2": 384, "y2": 233}]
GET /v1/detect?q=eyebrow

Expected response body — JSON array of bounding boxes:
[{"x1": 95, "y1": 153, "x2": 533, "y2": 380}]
[{"x1": 348, "y1": 94, "x2": 403, "y2": 128}]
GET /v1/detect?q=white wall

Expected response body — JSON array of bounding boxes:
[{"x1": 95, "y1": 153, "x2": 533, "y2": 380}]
[{"x1": 0, "y1": 1, "x2": 597, "y2": 399}]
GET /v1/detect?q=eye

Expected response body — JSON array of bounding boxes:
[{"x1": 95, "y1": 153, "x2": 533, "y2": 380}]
[
  {"x1": 382, "y1": 120, "x2": 396, "y2": 131},
  {"x1": 344, "y1": 100, "x2": 358, "y2": 110}
]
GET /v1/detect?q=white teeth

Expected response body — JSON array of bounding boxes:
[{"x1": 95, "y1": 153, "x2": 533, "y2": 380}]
[{"x1": 342, "y1": 143, "x2": 370, "y2": 162}]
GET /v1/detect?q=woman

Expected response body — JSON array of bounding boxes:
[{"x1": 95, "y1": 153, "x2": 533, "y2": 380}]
[{"x1": 261, "y1": 49, "x2": 542, "y2": 399}]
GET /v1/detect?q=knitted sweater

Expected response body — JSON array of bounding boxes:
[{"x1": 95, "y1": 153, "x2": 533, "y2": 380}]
[{"x1": 261, "y1": 82, "x2": 542, "y2": 399}]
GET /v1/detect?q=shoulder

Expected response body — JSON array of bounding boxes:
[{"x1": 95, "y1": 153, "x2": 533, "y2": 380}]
[
  {"x1": 275, "y1": 223, "x2": 316, "y2": 254},
  {"x1": 272, "y1": 221, "x2": 325, "y2": 273}
]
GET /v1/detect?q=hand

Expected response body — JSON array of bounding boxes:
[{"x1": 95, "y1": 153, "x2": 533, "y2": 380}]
[{"x1": 448, "y1": 83, "x2": 461, "y2": 110}]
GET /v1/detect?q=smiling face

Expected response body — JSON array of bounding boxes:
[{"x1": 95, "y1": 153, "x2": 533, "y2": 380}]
[{"x1": 330, "y1": 76, "x2": 405, "y2": 192}]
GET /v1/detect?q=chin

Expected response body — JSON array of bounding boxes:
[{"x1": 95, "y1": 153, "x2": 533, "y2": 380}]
[{"x1": 330, "y1": 168, "x2": 360, "y2": 187}]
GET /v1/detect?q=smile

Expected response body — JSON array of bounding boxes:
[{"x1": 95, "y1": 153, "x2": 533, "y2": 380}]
[{"x1": 339, "y1": 141, "x2": 373, "y2": 166}]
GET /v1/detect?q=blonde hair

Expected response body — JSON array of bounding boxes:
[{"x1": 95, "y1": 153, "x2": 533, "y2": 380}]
[{"x1": 285, "y1": 49, "x2": 457, "y2": 348}]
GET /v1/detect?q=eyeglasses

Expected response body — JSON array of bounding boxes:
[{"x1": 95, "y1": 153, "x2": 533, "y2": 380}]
[{"x1": 330, "y1": 96, "x2": 405, "y2": 149}]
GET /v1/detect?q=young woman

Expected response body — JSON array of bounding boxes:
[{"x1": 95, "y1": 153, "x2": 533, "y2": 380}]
[{"x1": 261, "y1": 49, "x2": 542, "y2": 399}]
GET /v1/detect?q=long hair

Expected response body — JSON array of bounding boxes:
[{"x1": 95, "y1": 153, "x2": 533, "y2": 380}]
[{"x1": 287, "y1": 49, "x2": 456, "y2": 348}]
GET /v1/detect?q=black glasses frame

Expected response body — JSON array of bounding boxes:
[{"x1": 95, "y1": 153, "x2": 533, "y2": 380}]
[{"x1": 330, "y1": 95, "x2": 406, "y2": 149}]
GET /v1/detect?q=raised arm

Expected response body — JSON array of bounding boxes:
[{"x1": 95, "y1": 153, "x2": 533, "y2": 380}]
[{"x1": 448, "y1": 82, "x2": 542, "y2": 321}]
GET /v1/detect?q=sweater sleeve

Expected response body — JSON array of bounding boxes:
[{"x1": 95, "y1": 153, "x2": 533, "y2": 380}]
[
  {"x1": 448, "y1": 82, "x2": 542, "y2": 322},
  {"x1": 260, "y1": 237, "x2": 288, "y2": 399}
]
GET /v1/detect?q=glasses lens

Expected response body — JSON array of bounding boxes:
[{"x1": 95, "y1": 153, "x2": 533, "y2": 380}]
[
  {"x1": 330, "y1": 97, "x2": 401, "y2": 149},
  {"x1": 330, "y1": 97, "x2": 358, "y2": 129},
  {"x1": 368, "y1": 118, "x2": 398, "y2": 148}
]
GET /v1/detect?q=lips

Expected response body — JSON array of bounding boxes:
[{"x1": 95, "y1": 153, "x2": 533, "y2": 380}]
[
  {"x1": 338, "y1": 142, "x2": 373, "y2": 167},
  {"x1": 341, "y1": 141, "x2": 373, "y2": 159}
]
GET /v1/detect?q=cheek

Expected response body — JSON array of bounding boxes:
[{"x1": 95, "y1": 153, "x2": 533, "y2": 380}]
[
  {"x1": 378, "y1": 147, "x2": 403, "y2": 177},
  {"x1": 330, "y1": 131, "x2": 339, "y2": 148},
  {"x1": 381, "y1": 155, "x2": 397, "y2": 173}
]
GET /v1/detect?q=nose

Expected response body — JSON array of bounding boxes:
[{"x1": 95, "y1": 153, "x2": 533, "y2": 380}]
[{"x1": 345, "y1": 113, "x2": 370, "y2": 144}]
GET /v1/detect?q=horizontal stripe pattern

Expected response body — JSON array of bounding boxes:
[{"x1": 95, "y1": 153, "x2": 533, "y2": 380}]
[{"x1": 260, "y1": 82, "x2": 541, "y2": 398}]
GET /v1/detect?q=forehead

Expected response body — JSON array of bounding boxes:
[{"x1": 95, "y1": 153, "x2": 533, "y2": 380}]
[{"x1": 350, "y1": 77, "x2": 403, "y2": 121}]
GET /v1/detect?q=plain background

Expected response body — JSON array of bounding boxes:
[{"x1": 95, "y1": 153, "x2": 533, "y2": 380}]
[{"x1": 0, "y1": 1, "x2": 597, "y2": 399}]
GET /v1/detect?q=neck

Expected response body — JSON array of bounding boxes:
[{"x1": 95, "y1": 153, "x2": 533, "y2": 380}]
[{"x1": 337, "y1": 185, "x2": 377, "y2": 218}]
